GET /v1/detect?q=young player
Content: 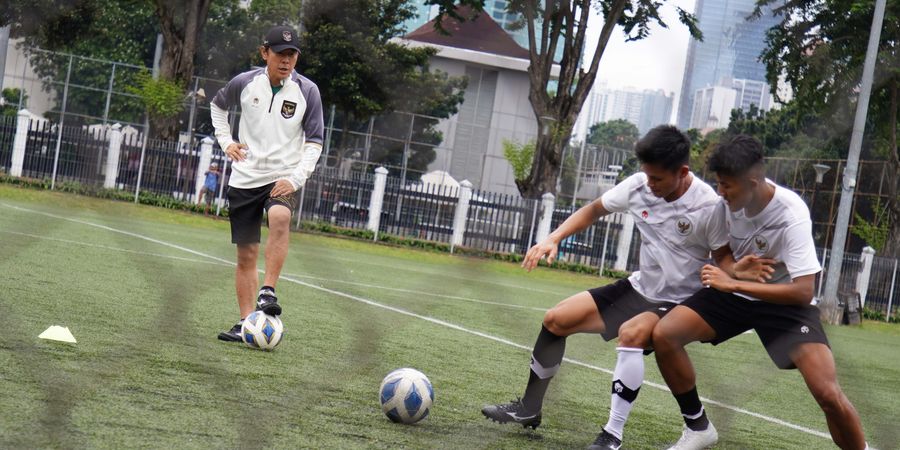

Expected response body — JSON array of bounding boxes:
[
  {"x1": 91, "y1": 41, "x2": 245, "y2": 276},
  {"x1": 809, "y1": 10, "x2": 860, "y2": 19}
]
[
  {"x1": 481, "y1": 126, "x2": 769, "y2": 449},
  {"x1": 652, "y1": 135, "x2": 867, "y2": 449},
  {"x1": 200, "y1": 161, "x2": 220, "y2": 215},
  {"x1": 210, "y1": 25, "x2": 324, "y2": 341}
]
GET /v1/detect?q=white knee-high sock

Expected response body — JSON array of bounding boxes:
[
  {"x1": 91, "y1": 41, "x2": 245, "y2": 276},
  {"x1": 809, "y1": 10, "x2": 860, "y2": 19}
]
[{"x1": 604, "y1": 347, "x2": 645, "y2": 440}]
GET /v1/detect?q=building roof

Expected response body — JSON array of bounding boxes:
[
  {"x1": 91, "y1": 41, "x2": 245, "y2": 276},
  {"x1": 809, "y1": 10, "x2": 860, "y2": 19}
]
[{"x1": 403, "y1": 5, "x2": 530, "y2": 60}]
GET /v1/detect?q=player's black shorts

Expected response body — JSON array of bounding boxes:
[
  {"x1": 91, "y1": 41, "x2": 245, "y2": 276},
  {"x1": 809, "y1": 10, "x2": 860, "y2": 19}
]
[
  {"x1": 227, "y1": 183, "x2": 298, "y2": 244},
  {"x1": 588, "y1": 279, "x2": 677, "y2": 342},
  {"x1": 681, "y1": 288, "x2": 829, "y2": 369}
]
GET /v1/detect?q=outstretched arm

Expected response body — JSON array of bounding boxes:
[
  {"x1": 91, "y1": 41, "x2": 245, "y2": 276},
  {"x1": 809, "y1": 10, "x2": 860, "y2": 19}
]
[{"x1": 521, "y1": 198, "x2": 611, "y2": 271}]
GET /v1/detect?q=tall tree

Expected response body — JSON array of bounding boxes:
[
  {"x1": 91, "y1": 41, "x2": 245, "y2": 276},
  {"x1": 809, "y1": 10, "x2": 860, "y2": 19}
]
[
  {"x1": 299, "y1": 0, "x2": 466, "y2": 177},
  {"x1": 587, "y1": 119, "x2": 640, "y2": 149},
  {"x1": 427, "y1": 0, "x2": 702, "y2": 198},
  {"x1": 757, "y1": 0, "x2": 899, "y2": 256}
]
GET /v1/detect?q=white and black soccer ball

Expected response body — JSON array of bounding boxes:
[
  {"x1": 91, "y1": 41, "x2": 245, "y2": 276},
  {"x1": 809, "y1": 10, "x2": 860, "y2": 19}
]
[
  {"x1": 240, "y1": 311, "x2": 284, "y2": 350},
  {"x1": 379, "y1": 368, "x2": 433, "y2": 424}
]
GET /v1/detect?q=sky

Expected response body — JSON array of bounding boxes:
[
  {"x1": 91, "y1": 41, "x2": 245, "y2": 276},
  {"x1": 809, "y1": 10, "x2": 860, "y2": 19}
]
[{"x1": 583, "y1": 0, "x2": 697, "y2": 114}]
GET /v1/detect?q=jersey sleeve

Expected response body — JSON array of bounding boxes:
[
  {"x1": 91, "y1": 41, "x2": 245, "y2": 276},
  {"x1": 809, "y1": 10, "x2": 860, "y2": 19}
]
[
  {"x1": 703, "y1": 200, "x2": 730, "y2": 250},
  {"x1": 781, "y1": 220, "x2": 822, "y2": 279},
  {"x1": 600, "y1": 173, "x2": 642, "y2": 213},
  {"x1": 300, "y1": 81, "x2": 324, "y2": 145}
]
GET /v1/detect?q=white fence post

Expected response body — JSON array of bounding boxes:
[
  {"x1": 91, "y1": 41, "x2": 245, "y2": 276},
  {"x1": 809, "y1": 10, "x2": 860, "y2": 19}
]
[
  {"x1": 614, "y1": 212, "x2": 634, "y2": 271},
  {"x1": 103, "y1": 123, "x2": 122, "y2": 189},
  {"x1": 9, "y1": 109, "x2": 31, "y2": 177},
  {"x1": 194, "y1": 136, "x2": 214, "y2": 204},
  {"x1": 856, "y1": 246, "x2": 876, "y2": 307},
  {"x1": 535, "y1": 192, "x2": 555, "y2": 244},
  {"x1": 367, "y1": 166, "x2": 388, "y2": 239},
  {"x1": 451, "y1": 180, "x2": 473, "y2": 251}
]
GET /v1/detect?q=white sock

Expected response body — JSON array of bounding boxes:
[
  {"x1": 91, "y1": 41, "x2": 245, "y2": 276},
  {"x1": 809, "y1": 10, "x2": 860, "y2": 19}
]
[{"x1": 604, "y1": 347, "x2": 645, "y2": 440}]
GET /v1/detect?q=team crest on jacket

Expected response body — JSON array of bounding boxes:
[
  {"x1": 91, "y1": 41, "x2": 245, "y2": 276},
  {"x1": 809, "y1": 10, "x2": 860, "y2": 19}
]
[
  {"x1": 753, "y1": 235, "x2": 769, "y2": 254},
  {"x1": 281, "y1": 100, "x2": 297, "y2": 119},
  {"x1": 674, "y1": 216, "x2": 692, "y2": 236}
]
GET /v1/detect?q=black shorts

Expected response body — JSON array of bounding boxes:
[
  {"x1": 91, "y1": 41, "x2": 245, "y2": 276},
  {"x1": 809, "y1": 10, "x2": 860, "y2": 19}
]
[
  {"x1": 227, "y1": 183, "x2": 298, "y2": 244},
  {"x1": 681, "y1": 288, "x2": 829, "y2": 369},
  {"x1": 588, "y1": 279, "x2": 677, "y2": 342}
]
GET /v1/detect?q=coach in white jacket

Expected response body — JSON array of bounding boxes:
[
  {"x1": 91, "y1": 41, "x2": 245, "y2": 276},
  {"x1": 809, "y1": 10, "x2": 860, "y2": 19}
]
[{"x1": 210, "y1": 25, "x2": 324, "y2": 342}]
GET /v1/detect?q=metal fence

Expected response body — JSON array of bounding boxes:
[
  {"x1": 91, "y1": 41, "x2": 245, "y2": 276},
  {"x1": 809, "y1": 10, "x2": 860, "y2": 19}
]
[{"x1": 0, "y1": 115, "x2": 17, "y2": 170}]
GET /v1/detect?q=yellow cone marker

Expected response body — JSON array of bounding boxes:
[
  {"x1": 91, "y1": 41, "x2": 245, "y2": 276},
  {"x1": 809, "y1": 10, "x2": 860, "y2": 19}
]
[{"x1": 38, "y1": 326, "x2": 77, "y2": 343}]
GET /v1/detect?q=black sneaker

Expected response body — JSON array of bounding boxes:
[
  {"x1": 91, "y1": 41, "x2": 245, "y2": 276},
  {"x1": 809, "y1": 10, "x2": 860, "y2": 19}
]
[
  {"x1": 587, "y1": 429, "x2": 622, "y2": 450},
  {"x1": 256, "y1": 288, "x2": 281, "y2": 316},
  {"x1": 481, "y1": 398, "x2": 542, "y2": 429},
  {"x1": 217, "y1": 321, "x2": 243, "y2": 342}
]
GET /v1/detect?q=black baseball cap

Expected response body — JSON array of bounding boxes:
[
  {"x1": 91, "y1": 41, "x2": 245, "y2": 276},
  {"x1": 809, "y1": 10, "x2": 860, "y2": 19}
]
[{"x1": 264, "y1": 26, "x2": 300, "y2": 53}]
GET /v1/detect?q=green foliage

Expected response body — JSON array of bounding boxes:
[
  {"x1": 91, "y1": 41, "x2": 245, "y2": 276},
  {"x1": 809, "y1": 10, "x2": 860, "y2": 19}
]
[
  {"x1": 851, "y1": 198, "x2": 889, "y2": 252},
  {"x1": 299, "y1": 0, "x2": 466, "y2": 176},
  {"x1": 502, "y1": 139, "x2": 535, "y2": 182},
  {"x1": 587, "y1": 119, "x2": 640, "y2": 150},
  {"x1": 725, "y1": 102, "x2": 844, "y2": 159},
  {"x1": 0, "y1": 88, "x2": 27, "y2": 116},
  {"x1": 127, "y1": 71, "x2": 185, "y2": 120},
  {"x1": 861, "y1": 307, "x2": 900, "y2": 324}
]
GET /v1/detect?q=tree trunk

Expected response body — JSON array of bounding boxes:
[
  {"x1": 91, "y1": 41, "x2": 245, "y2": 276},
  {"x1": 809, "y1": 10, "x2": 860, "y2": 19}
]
[
  {"x1": 152, "y1": 0, "x2": 213, "y2": 141},
  {"x1": 515, "y1": 0, "x2": 629, "y2": 199}
]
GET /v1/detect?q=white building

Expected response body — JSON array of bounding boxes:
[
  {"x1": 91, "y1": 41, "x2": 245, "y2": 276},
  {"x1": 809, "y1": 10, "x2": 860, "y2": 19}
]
[
  {"x1": 690, "y1": 85, "x2": 738, "y2": 131},
  {"x1": 572, "y1": 85, "x2": 674, "y2": 141},
  {"x1": 689, "y1": 78, "x2": 775, "y2": 131},
  {"x1": 400, "y1": 5, "x2": 559, "y2": 196}
]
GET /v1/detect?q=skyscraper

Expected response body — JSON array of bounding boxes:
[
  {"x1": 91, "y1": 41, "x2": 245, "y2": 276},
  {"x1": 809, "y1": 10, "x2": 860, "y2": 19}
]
[
  {"x1": 676, "y1": 0, "x2": 780, "y2": 129},
  {"x1": 401, "y1": 0, "x2": 437, "y2": 33}
]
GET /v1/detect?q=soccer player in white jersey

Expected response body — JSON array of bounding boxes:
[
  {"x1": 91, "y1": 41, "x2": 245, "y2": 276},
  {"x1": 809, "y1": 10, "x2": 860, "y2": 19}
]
[
  {"x1": 210, "y1": 26, "x2": 325, "y2": 341},
  {"x1": 652, "y1": 135, "x2": 867, "y2": 449},
  {"x1": 481, "y1": 126, "x2": 771, "y2": 449}
]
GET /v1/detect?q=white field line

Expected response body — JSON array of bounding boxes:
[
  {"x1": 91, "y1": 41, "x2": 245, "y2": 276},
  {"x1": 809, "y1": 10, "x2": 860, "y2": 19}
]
[
  {"x1": 316, "y1": 252, "x2": 570, "y2": 296},
  {"x1": 0, "y1": 203, "x2": 832, "y2": 441},
  {"x1": 0, "y1": 230, "x2": 546, "y2": 312}
]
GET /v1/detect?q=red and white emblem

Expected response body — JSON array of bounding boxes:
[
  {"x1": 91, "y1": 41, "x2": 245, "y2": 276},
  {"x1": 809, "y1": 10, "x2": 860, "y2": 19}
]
[{"x1": 641, "y1": 210, "x2": 649, "y2": 219}]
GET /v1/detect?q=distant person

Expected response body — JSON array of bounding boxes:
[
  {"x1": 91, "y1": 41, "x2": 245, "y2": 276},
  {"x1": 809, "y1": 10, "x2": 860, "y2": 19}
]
[
  {"x1": 199, "y1": 162, "x2": 220, "y2": 215},
  {"x1": 209, "y1": 25, "x2": 324, "y2": 342}
]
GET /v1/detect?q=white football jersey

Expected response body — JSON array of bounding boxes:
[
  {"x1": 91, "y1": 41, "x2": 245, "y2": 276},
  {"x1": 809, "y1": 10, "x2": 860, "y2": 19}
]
[
  {"x1": 726, "y1": 180, "x2": 822, "y2": 301},
  {"x1": 601, "y1": 172, "x2": 729, "y2": 303}
]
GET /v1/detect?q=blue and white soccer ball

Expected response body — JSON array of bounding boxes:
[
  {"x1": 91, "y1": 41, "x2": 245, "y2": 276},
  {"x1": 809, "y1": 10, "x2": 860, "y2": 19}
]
[
  {"x1": 240, "y1": 311, "x2": 284, "y2": 350},
  {"x1": 379, "y1": 368, "x2": 434, "y2": 424}
]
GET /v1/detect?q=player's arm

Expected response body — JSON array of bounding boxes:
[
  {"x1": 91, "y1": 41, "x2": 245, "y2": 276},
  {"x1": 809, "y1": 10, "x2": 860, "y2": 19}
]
[
  {"x1": 521, "y1": 197, "x2": 611, "y2": 271},
  {"x1": 210, "y1": 79, "x2": 248, "y2": 162},
  {"x1": 700, "y1": 265, "x2": 815, "y2": 305},
  {"x1": 711, "y1": 245, "x2": 776, "y2": 282}
]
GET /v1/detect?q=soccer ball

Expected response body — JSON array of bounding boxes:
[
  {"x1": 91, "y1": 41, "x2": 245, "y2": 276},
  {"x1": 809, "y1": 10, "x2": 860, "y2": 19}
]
[
  {"x1": 241, "y1": 311, "x2": 284, "y2": 350},
  {"x1": 379, "y1": 368, "x2": 433, "y2": 424}
]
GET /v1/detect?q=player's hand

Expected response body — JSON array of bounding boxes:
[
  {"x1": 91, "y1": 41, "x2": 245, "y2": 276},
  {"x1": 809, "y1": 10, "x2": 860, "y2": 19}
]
[
  {"x1": 522, "y1": 239, "x2": 559, "y2": 272},
  {"x1": 733, "y1": 255, "x2": 776, "y2": 283},
  {"x1": 270, "y1": 179, "x2": 296, "y2": 198},
  {"x1": 225, "y1": 143, "x2": 249, "y2": 162},
  {"x1": 701, "y1": 264, "x2": 737, "y2": 292}
]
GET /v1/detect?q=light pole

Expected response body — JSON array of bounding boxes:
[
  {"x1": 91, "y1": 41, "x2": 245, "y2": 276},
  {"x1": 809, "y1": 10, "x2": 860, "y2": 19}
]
[
  {"x1": 599, "y1": 164, "x2": 623, "y2": 272},
  {"x1": 810, "y1": 163, "x2": 831, "y2": 230}
]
